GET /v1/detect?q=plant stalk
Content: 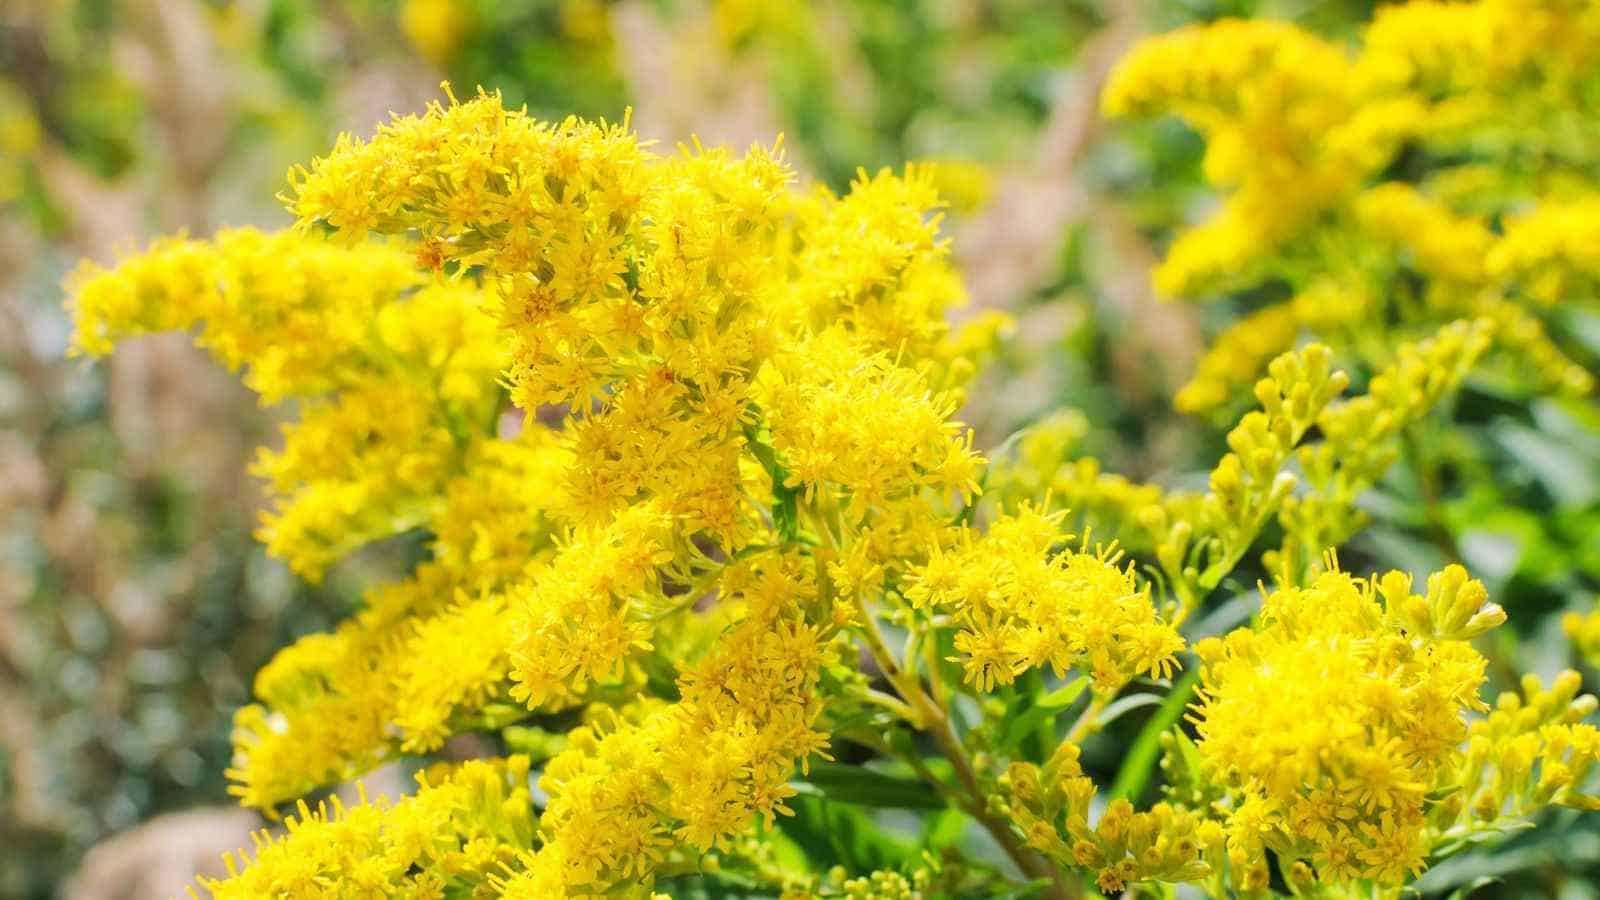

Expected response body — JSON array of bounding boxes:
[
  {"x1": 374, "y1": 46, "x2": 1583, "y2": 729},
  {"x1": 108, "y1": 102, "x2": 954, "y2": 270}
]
[{"x1": 853, "y1": 597, "x2": 1077, "y2": 900}]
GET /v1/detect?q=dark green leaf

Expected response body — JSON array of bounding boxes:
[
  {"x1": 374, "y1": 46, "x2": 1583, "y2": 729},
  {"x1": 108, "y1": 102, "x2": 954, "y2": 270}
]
[
  {"x1": 1095, "y1": 692, "x2": 1163, "y2": 728},
  {"x1": 983, "y1": 878, "x2": 1053, "y2": 900},
  {"x1": 997, "y1": 678, "x2": 1087, "y2": 752},
  {"x1": 1445, "y1": 875, "x2": 1501, "y2": 900},
  {"x1": 1108, "y1": 670, "x2": 1199, "y2": 803},
  {"x1": 794, "y1": 761, "x2": 949, "y2": 810},
  {"x1": 777, "y1": 794, "x2": 917, "y2": 873}
]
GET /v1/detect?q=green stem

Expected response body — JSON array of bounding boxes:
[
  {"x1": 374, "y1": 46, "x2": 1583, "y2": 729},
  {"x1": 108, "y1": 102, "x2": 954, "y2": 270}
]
[
  {"x1": 796, "y1": 482, "x2": 1073, "y2": 897},
  {"x1": 852, "y1": 595, "x2": 1076, "y2": 900},
  {"x1": 1062, "y1": 694, "x2": 1110, "y2": 747},
  {"x1": 859, "y1": 687, "x2": 918, "y2": 721},
  {"x1": 1401, "y1": 427, "x2": 1461, "y2": 564}
]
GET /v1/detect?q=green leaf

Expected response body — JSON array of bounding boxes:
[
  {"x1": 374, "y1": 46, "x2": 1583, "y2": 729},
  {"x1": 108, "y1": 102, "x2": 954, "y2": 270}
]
[
  {"x1": 1492, "y1": 420, "x2": 1599, "y2": 509},
  {"x1": 777, "y1": 794, "x2": 917, "y2": 874},
  {"x1": 1445, "y1": 875, "x2": 1501, "y2": 900},
  {"x1": 1108, "y1": 670, "x2": 1199, "y2": 803},
  {"x1": 921, "y1": 807, "x2": 969, "y2": 850},
  {"x1": 1171, "y1": 728, "x2": 1203, "y2": 781},
  {"x1": 1095, "y1": 692, "x2": 1164, "y2": 728},
  {"x1": 997, "y1": 678, "x2": 1087, "y2": 753},
  {"x1": 743, "y1": 421, "x2": 803, "y2": 542},
  {"x1": 1038, "y1": 678, "x2": 1091, "y2": 709},
  {"x1": 1429, "y1": 818, "x2": 1538, "y2": 857},
  {"x1": 983, "y1": 878, "x2": 1053, "y2": 900},
  {"x1": 793, "y1": 761, "x2": 949, "y2": 810},
  {"x1": 655, "y1": 871, "x2": 783, "y2": 899}
]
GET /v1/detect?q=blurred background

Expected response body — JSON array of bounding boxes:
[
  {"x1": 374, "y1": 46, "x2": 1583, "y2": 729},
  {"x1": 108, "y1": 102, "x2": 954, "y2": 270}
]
[{"x1": 3, "y1": 0, "x2": 1597, "y2": 898}]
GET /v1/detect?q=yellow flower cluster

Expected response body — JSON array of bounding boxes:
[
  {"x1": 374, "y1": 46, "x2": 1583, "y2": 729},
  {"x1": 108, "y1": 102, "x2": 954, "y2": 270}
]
[
  {"x1": 1564, "y1": 605, "x2": 1600, "y2": 673},
  {"x1": 784, "y1": 167, "x2": 969, "y2": 373},
  {"x1": 68, "y1": 229, "x2": 506, "y2": 579},
  {"x1": 83, "y1": 89, "x2": 1139, "y2": 896},
  {"x1": 1007, "y1": 744, "x2": 1211, "y2": 894},
  {"x1": 1173, "y1": 303, "x2": 1301, "y2": 416},
  {"x1": 1190, "y1": 565, "x2": 1510, "y2": 885},
  {"x1": 1568, "y1": 598, "x2": 1600, "y2": 682},
  {"x1": 907, "y1": 507, "x2": 1182, "y2": 693},
  {"x1": 1354, "y1": 182, "x2": 1495, "y2": 287},
  {"x1": 399, "y1": 0, "x2": 475, "y2": 67},
  {"x1": 1271, "y1": 318, "x2": 1493, "y2": 581},
  {"x1": 70, "y1": 229, "x2": 426, "y2": 399},
  {"x1": 760, "y1": 331, "x2": 982, "y2": 515},
  {"x1": 831, "y1": 868, "x2": 927, "y2": 900},
  {"x1": 992, "y1": 558, "x2": 1597, "y2": 896},
  {"x1": 285, "y1": 85, "x2": 982, "y2": 559},
  {"x1": 67, "y1": 62, "x2": 1600, "y2": 896},
  {"x1": 986, "y1": 412, "x2": 1172, "y2": 559},
  {"x1": 506, "y1": 500, "x2": 679, "y2": 710},
  {"x1": 1106, "y1": 0, "x2": 1599, "y2": 418},
  {"x1": 228, "y1": 431, "x2": 567, "y2": 809},
  {"x1": 1491, "y1": 198, "x2": 1600, "y2": 309},
  {"x1": 915, "y1": 159, "x2": 994, "y2": 215},
  {"x1": 1139, "y1": 343, "x2": 1348, "y2": 615},
  {"x1": 1452, "y1": 671, "x2": 1600, "y2": 822},
  {"x1": 1360, "y1": 0, "x2": 1600, "y2": 122},
  {"x1": 201, "y1": 757, "x2": 534, "y2": 899},
  {"x1": 993, "y1": 319, "x2": 1499, "y2": 657},
  {"x1": 1102, "y1": 19, "x2": 1417, "y2": 300},
  {"x1": 502, "y1": 575, "x2": 832, "y2": 896}
]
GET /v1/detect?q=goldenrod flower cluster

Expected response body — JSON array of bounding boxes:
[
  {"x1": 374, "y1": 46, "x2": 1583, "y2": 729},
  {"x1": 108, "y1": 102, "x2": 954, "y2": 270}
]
[
  {"x1": 907, "y1": 507, "x2": 1182, "y2": 693},
  {"x1": 67, "y1": 72, "x2": 1600, "y2": 897},
  {"x1": 1270, "y1": 318, "x2": 1493, "y2": 581},
  {"x1": 69, "y1": 230, "x2": 507, "y2": 580},
  {"x1": 1455, "y1": 671, "x2": 1600, "y2": 821},
  {"x1": 1174, "y1": 303, "x2": 1301, "y2": 416},
  {"x1": 1191, "y1": 566, "x2": 1503, "y2": 884},
  {"x1": 70, "y1": 87, "x2": 1165, "y2": 896},
  {"x1": 1106, "y1": 0, "x2": 1599, "y2": 418},
  {"x1": 399, "y1": 0, "x2": 476, "y2": 67},
  {"x1": 227, "y1": 429, "x2": 567, "y2": 809},
  {"x1": 501, "y1": 581, "x2": 832, "y2": 896},
  {"x1": 201, "y1": 756, "x2": 534, "y2": 899},
  {"x1": 1083, "y1": 341, "x2": 1352, "y2": 617},
  {"x1": 914, "y1": 159, "x2": 994, "y2": 215},
  {"x1": 1007, "y1": 744, "x2": 1212, "y2": 894}
]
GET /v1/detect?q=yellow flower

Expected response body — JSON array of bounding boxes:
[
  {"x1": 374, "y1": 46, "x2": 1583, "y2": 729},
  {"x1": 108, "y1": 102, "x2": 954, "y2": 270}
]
[
  {"x1": 1191, "y1": 564, "x2": 1502, "y2": 885},
  {"x1": 203, "y1": 757, "x2": 534, "y2": 898},
  {"x1": 907, "y1": 506, "x2": 1182, "y2": 694},
  {"x1": 1275, "y1": 319, "x2": 1493, "y2": 580}
]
